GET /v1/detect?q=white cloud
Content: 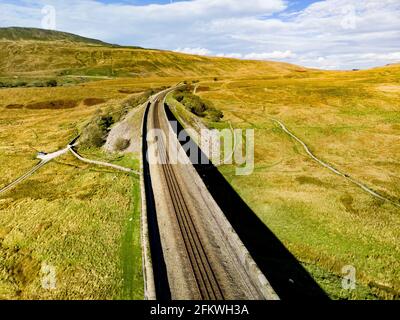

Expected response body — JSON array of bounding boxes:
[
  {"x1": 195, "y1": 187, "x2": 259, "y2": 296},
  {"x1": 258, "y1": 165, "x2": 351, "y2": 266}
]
[
  {"x1": 216, "y1": 53, "x2": 243, "y2": 59},
  {"x1": 194, "y1": 50, "x2": 296, "y2": 61},
  {"x1": 244, "y1": 50, "x2": 296, "y2": 60},
  {"x1": 360, "y1": 52, "x2": 400, "y2": 61},
  {"x1": 0, "y1": 0, "x2": 399, "y2": 69},
  {"x1": 162, "y1": 0, "x2": 286, "y2": 18},
  {"x1": 175, "y1": 47, "x2": 212, "y2": 56}
]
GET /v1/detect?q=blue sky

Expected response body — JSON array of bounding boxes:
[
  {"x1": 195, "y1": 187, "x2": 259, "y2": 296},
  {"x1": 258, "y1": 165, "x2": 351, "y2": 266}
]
[
  {"x1": 96, "y1": 0, "x2": 318, "y2": 10},
  {"x1": 1, "y1": 0, "x2": 399, "y2": 69}
]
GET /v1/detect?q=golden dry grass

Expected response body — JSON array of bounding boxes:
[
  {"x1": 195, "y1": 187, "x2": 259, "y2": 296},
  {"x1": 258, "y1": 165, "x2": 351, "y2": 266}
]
[
  {"x1": 0, "y1": 40, "x2": 304, "y2": 79},
  {"x1": 0, "y1": 77, "x2": 178, "y2": 299}
]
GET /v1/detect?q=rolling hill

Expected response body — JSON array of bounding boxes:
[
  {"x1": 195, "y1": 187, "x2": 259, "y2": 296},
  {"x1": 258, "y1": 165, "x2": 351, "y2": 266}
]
[
  {"x1": 0, "y1": 27, "x2": 308, "y2": 78},
  {"x1": 0, "y1": 27, "x2": 112, "y2": 45}
]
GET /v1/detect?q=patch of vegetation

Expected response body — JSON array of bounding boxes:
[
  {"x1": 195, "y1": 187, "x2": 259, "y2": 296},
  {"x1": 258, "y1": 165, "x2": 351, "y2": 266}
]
[
  {"x1": 5, "y1": 104, "x2": 23, "y2": 109},
  {"x1": 118, "y1": 88, "x2": 147, "y2": 94},
  {"x1": 46, "y1": 79, "x2": 58, "y2": 87},
  {"x1": 114, "y1": 138, "x2": 131, "y2": 151},
  {"x1": 119, "y1": 161, "x2": 143, "y2": 300},
  {"x1": 0, "y1": 80, "x2": 28, "y2": 88},
  {"x1": 26, "y1": 99, "x2": 78, "y2": 110},
  {"x1": 296, "y1": 176, "x2": 330, "y2": 188},
  {"x1": 0, "y1": 78, "x2": 60, "y2": 89},
  {"x1": 79, "y1": 86, "x2": 159, "y2": 149},
  {"x1": 83, "y1": 98, "x2": 106, "y2": 107},
  {"x1": 80, "y1": 111, "x2": 114, "y2": 148},
  {"x1": 173, "y1": 88, "x2": 223, "y2": 122},
  {"x1": 112, "y1": 87, "x2": 167, "y2": 122}
]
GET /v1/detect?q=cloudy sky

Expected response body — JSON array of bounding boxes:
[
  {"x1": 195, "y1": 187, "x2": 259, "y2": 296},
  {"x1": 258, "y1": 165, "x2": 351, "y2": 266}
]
[{"x1": 1, "y1": 0, "x2": 399, "y2": 69}]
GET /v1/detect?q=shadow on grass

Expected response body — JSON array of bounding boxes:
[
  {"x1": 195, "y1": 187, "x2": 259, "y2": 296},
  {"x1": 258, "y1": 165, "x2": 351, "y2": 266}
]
[{"x1": 165, "y1": 103, "x2": 329, "y2": 300}]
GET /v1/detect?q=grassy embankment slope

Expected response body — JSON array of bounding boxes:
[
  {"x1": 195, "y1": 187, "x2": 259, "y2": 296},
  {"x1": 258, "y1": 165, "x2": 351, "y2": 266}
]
[
  {"x1": 0, "y1": 27, "x2": 300, "y2": 299},
  {"x1": 170, "y1": 64, "x2": 400, "y2": 299}
]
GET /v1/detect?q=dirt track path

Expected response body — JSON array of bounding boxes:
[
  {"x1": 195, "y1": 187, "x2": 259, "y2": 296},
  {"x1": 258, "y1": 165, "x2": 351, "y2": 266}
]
[
  {"x1": 0, "y1": 146, "x2": 70, "y2": 196},
  {"x1": 0, "y1": 143, "x2": 135, "y2": 197},
  {"x1": 271, "y1": 118, "x2": 400, "y2": 208},
  {"x1": 0, "y1": 161, "x2": 46, "y2": 196},
  {"x1": 69, "y1": 147, "x2": 137, "y2": 174}
]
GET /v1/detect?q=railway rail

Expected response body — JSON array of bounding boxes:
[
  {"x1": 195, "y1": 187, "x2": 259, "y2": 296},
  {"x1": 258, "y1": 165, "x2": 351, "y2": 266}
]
[{"x1": 152, "y1": 97, "x2": 224, "y2": 300}]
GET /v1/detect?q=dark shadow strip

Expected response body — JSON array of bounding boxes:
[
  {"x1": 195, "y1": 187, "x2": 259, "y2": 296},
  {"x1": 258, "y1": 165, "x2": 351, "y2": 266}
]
[{"x1": 143, "y1": 103, "x2": 171, "y2": 301}]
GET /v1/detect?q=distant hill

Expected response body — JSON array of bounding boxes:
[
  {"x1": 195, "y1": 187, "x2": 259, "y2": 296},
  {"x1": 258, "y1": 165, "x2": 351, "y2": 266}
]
[
  {"x1": 0, "y1": 27, "x2": 309, "y2": 78},
  {"x1": 0, "y1": 27, "x2": 112, "y2": 46}
]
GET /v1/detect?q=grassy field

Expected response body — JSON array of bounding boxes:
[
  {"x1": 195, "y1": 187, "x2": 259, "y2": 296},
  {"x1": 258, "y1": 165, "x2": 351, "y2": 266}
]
[
  {"x1": 0, "y1": 77, "x2": 178, "y2": 299},
  {"x1": 176, "y1": 65, "x2": 400, "y2": 300}
]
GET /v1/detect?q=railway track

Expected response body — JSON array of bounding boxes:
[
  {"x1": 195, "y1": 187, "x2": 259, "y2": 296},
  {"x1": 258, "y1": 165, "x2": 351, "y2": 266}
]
[{"x1": 152, "y1": 97, "x2": 224, "y2": 300}]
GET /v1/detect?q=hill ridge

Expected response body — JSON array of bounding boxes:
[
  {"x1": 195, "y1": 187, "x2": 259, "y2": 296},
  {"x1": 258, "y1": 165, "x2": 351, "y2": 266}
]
[
  {"x1": 0, "y1": 27, "x2": 112, "y2": 46},
  {"x1": 0, "y1": 27, "x2": 308, "y2": 78}
]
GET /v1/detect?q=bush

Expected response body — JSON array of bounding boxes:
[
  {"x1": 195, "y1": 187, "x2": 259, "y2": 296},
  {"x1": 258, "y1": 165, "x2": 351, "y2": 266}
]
[
  {"x1": 114, "y1": 138, "x2": 130, "y2": 151},
  {"x1": 208, "y1": 108, "x2": 224, "y2": 122},
  {"x1": 175, "y1": 92, "x2": 185, "y2": 103},
  {"x1": 46, "y1": 79, "x2": 58, "y2": 87},
  {"x1": 80, "y1": 122, "x2": 106, "y2": 148},
  {"x1": 15, "y1": 81, "x2": 27, "y2": 87},
  {"x1": 0, "y1": 81, "x2": 24, "y2": 88},
  {"x1": 174, "y1": 90, "x2": 207, "y2": 117},
  {"x1": 31, "y1": 81, "x2": 45, "y2": 87},
  {"x1": 113, "y1": 90, "x2": 155, "y2": 123},
  {"x1": 98, "y1": 115, "x2": 114, "y2": 130},
  {"x1": 173, "y1": 89, "x2": 223, "y2": 121},
  {"x1": 80, "y1": 114, "x2": 115, "y2": 148},
  {"x1": 183, "y1": 95, "x2": 207, "y2": 116}
]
